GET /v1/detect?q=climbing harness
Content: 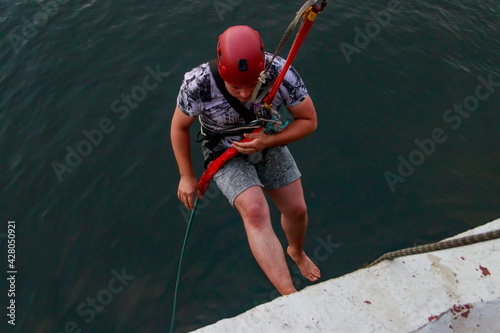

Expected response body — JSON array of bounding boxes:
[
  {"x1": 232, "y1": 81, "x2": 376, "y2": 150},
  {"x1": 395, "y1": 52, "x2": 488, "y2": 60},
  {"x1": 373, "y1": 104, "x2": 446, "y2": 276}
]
[
  {"x1": 197, "y1": 117, "x2": 261, "y2": 153},
  {"x1": 197, "y1": 60, "x2": 267, "y2": 158},
  {"x1": 366, "y1": 228, "x2": 500, "y2": 268}
]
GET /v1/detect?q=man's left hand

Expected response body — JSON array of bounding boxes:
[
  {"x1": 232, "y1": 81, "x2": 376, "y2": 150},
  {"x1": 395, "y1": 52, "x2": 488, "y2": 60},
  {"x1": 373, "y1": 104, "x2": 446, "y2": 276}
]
[{"x1": 231, "y1": 132, "x2": 272, "y2": 154}]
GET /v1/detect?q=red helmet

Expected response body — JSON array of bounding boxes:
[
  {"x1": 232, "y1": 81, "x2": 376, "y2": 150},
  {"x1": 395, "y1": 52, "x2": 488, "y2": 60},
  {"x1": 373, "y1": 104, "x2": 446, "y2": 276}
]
[{"x1": 217, "y1": 25, "x2": 265, "y2": 87}]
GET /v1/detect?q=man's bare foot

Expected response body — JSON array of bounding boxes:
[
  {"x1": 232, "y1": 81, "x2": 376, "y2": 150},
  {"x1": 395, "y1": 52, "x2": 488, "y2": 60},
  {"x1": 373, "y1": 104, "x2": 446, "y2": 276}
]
[{"x1": 287, "y1": 246, "x2": 321, "y2": 282}]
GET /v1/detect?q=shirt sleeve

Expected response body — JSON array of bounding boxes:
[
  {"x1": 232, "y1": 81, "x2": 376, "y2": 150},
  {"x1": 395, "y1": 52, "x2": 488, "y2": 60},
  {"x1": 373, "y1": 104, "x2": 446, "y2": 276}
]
[
  {"x1": 279, "y1": 65, "x2": 308, "y2": 107},
  {"x1": 266, "y1": 54, "x2": 308, "y2": 110},
  {"x1": 176, "y1": 66, "x2": 205, "y2": 117}
]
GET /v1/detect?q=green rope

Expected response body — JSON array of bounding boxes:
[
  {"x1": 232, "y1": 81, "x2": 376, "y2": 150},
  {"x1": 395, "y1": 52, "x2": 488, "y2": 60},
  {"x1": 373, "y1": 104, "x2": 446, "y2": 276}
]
[
  {"x1": 170, "y1": 198, "x2": 199, "y2": 333},
  {"x1": 366, "y1": 228, "x2": 500, "y2": 268}
]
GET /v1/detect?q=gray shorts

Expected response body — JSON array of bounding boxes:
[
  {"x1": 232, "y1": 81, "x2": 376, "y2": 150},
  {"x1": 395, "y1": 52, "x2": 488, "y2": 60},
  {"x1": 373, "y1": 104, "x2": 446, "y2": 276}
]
[{"x1": 212, "y1": 146, "x2": 301, "y2": 207}]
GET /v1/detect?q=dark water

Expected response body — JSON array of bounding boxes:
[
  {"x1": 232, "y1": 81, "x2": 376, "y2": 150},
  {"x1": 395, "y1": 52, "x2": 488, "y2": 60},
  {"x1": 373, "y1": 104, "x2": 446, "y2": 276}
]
[{"x1": 1, "y1": 0, "x2": 499, "y2": 332}]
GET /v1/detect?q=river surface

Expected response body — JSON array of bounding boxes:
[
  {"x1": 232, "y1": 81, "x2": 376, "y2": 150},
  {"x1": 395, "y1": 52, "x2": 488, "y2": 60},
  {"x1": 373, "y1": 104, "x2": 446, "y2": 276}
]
[{"x1": 1, "y1": 0, "x2": 499, "y2": 332}]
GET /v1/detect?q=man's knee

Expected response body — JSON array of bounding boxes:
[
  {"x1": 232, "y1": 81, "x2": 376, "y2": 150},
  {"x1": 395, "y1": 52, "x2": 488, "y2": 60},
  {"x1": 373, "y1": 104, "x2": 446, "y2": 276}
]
[
  {"x1": 239, "y1": 200, "x2": 267, "y2": 220},
  {"x1": 237, "y1": 200, "x2": 269, "y2": 231},
  {"x1": 284, "y1": 202, "x2": 307, "y2": 220}
]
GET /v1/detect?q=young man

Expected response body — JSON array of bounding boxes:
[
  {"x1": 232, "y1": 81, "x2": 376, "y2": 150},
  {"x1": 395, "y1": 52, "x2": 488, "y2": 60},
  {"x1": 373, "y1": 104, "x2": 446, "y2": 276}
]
[{"x1": 171, "y1": 25, "x2": 320, "y2": 295}]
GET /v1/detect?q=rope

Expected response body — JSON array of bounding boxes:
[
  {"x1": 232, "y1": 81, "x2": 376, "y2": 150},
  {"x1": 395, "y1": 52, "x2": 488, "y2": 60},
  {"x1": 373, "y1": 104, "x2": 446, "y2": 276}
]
[
  {"x1": 366, "y1": 228, "x2": 500, "y2": 268},
  {"x1": 251, "y1": 0, "x2": 317, "y2": 104},
  {"x1": 264, "y1": 0, "x2": 317, "y2": 71},
  {"x1": 170, "y1": 198, "x2": 199, "y2": 333}
]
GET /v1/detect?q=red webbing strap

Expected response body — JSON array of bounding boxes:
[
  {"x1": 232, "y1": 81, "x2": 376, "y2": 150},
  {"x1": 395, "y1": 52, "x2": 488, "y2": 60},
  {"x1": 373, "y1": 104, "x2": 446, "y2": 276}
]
[
  {"x1": 198, "y1": 127, "x2": 263, "y2": 195},
  {"x1": 264, "y1": 17, "x2": 315, "y2": 105}
]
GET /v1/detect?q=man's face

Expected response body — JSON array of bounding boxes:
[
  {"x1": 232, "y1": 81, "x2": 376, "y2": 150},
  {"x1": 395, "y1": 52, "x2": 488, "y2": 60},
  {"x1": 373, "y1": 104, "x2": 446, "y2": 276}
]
[{"x1": 224, "y1": 81, "x2": 257, "y2": 103}]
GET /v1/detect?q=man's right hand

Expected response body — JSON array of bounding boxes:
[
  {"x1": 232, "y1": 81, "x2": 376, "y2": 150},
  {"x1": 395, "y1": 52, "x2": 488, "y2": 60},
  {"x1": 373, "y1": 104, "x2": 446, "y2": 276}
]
[
  {"x1": 171, "y1": 105, "x2": 200, "y2": 210},
  {"x1": 177, "y1": 176, "x2": 201, "y2": 210}
]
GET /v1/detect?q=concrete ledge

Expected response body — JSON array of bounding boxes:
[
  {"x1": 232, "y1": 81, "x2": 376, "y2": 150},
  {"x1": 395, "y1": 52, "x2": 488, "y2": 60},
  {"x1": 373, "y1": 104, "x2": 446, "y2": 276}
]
[{"x1": 193, "y1": 218, "x2": 500, "y2": 333}]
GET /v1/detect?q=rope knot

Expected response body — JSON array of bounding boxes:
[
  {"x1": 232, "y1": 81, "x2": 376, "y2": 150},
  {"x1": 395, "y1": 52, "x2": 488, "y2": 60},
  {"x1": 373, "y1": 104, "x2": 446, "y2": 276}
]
[{"x1": 258, "y1": 71, "x2": 269, "y2": 84}]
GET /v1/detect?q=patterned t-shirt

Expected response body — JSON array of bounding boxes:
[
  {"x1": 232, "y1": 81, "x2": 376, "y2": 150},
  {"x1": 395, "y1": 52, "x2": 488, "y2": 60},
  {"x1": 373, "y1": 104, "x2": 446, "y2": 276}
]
[{"x1": 177, "y1": 53, "x2": 308, "y2": 147}]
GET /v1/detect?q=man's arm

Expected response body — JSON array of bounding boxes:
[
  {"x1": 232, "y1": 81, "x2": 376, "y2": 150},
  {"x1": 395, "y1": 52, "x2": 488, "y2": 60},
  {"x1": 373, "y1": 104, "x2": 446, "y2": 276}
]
[
  {"x1": 231, "y1": 94, "x2": 317, "y2": 154},
  {"x1": 171, "y1": 105, "x2": 200, "y2": 210}
]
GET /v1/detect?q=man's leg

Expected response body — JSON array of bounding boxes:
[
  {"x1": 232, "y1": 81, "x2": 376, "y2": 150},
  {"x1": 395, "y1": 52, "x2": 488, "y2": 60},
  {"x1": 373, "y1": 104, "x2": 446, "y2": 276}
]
[
  {"x1": 234, "y1": 185, "x2": 297, "y2": 295},
  {"x1": 266, "y1": 178, "x2": 321, "y2": 282}
]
